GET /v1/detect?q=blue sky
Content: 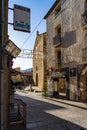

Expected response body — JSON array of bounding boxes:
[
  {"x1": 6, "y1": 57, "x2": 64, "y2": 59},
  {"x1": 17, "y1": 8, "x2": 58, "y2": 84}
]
[{"x1": 8, "y1": 0, "x2": 56, "y2": 70}]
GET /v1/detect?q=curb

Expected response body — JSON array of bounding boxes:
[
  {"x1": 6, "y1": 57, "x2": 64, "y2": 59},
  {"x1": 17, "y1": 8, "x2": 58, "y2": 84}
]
[{"x1": 47, "y1": 97, "x2": 87, "y2": 110}]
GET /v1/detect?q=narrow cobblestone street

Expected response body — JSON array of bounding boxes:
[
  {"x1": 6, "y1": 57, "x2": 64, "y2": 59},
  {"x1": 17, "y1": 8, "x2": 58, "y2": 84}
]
[{"x1": 14, "y1": 90, "x2": 87, "y2": 130}]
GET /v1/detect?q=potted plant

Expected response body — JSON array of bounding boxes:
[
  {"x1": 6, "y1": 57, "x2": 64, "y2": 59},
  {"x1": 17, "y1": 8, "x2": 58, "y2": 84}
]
[{"x1": 42, "y1": 82, "x2": 48, "y2": 98}]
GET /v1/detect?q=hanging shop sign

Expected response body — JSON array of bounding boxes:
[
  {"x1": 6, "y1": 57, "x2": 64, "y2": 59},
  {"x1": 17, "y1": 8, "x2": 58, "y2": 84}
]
[
  {"x1": 14, "y1": 4, "x2": 30, "y2": 32},
  {"x1": 50, "y1": 71, "x2": 65, "y2": 81},
  {"x1": 4, "y1": 39, "x2": 21, "y2": 58}
]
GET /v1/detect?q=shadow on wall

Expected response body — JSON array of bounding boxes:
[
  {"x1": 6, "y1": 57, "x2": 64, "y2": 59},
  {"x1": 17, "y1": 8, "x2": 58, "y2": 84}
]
[{"x1": 62, "y1": 30, "x2": 76, "y2": 48}]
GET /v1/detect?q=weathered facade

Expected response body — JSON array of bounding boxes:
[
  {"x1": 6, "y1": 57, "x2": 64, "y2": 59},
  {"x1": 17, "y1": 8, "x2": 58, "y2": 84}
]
[
  {"x1": 44, "y1": 0, "x2": 87, "y2": 102},
  {"x1": 33, "y1": 31, "x2": 47, "y2": 91},
  {"x1": 11, "y1": 67, "x2": 22, "y2": 82},
  {"x1": 21, "y1": 71, "x2": 33, "y2": 86}
]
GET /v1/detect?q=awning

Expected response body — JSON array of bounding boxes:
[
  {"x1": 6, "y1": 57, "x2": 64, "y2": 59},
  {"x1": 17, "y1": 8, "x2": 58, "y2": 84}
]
[{"x1": 10, "y1": 68, "x2": 21, "y2": 76}]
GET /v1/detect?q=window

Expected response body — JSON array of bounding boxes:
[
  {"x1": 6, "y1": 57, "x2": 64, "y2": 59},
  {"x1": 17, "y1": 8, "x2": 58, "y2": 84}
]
[
  {"x1": 55, "y1": 25, "x2": 61, "y2": 36},
  {"x1": 55, "y1": 0, "x2": 61, "y2": 17},
  {"x1": 57, "y1": 27, "x2": 61, "y2": 35},
  {"x1": 55, "y1": 5, "x2": 61, "y2": 16}
]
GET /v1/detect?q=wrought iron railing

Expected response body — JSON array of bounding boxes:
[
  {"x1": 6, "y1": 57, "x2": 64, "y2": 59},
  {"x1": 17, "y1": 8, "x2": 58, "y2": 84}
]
[{"x1": 53, "y1": 35, "x2": 61, "y2": 46}]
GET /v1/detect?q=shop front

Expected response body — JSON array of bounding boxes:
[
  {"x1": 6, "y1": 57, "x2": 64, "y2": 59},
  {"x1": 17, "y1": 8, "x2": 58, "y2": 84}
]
[{"x1": 48, "y1": 68, "x2": 66, "y2": 98}]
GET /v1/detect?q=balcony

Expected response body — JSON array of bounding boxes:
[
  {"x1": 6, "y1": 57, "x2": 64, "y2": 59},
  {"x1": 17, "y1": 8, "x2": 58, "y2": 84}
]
[
  {"x1": 82, "y1": 48, "x2": 87, "y2": 62},
  {"x1": 81, "y1": 11, "x2": 87, "y2": 30},
  {"x1": 53, "y1": 35, "x2": 61, "y2": 46}
]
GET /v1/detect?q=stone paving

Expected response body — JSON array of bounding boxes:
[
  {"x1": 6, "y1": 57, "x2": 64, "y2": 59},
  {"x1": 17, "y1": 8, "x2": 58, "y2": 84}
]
[
  {"x1": 9, "y1": 90, "x2": 87, "y2": 130},
  {"x1": 13, "y1": 90, "x2": 87, "y2": 130}
]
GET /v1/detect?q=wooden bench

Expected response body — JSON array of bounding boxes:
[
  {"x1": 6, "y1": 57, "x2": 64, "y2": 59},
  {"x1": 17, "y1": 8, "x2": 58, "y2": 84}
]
[{"x1": 10, "y1": 99, "x2": 26, "y2": 126}]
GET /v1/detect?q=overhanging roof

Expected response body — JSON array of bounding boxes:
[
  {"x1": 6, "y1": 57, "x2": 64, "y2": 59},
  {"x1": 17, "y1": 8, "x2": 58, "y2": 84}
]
[
  {"x1": 44, "y1": 0, "x2": 59, "y2": 19},
  {"x1": 11, "y1": 68, "x2": 21, "y2": 76}
]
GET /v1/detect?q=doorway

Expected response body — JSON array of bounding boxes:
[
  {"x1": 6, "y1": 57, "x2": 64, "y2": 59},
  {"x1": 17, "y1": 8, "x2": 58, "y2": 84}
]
[{"x1": 36, "y1": 73, "x2": 38, "y2": 86}]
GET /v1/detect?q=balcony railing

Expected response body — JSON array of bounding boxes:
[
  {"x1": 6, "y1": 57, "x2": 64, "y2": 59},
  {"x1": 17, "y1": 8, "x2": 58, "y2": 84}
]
[
  {"x1": 53, "y1": 35, "x2": 61, "y2": 46},
  {"x1": 81, "y1": 11, "x2": 87, "y2": 29},
  {"x1": 82, "y1": 48, "x2": 87, "y2": 62}
]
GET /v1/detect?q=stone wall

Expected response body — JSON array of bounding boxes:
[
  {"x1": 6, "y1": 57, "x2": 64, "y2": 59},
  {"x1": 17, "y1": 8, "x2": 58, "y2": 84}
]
[
  {"x1": 46, "y1": 0, "x2": 87, "y2": 101},
  {"x1": 61, "y1": 0, "x2": 86, "y2": 100},
  {"x1": 33, "y1": 33, "x2": 47, "y2": 90},
  {"x1": 61, "y1": 0, "x2": 85, "y2": 67}
]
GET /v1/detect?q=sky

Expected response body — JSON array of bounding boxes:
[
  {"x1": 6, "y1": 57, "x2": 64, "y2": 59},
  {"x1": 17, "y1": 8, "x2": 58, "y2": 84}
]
[{"x1": 8, "y1": 0, "x2": 56, "y2": 70}]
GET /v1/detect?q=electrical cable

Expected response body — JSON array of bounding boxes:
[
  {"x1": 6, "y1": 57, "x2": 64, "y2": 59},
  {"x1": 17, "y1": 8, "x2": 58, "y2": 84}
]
[{"x1": 20, "y1": 17, "x2": 44, "y2": 49}]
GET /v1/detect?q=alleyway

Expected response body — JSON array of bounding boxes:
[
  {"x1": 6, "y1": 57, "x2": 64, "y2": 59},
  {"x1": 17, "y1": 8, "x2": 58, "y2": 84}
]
[{"x1": 12, "y1": 90, "x2": 87, "y2": 130}]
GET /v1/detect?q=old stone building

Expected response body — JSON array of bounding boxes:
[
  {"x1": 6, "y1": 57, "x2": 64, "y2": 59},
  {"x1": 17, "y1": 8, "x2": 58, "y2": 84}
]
[
  {"x1": 44, "y1": 0, "x2": 87, "y2": 102},
  {"x1": 21, "y1": 71, "x2": 33, "y2": 86},
  {"x1": 33, "y1": 31, "x2": 47, "y2": 91},
  {"x1": 11, "y1": 67, "x2": 22, "y2": 83}
]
